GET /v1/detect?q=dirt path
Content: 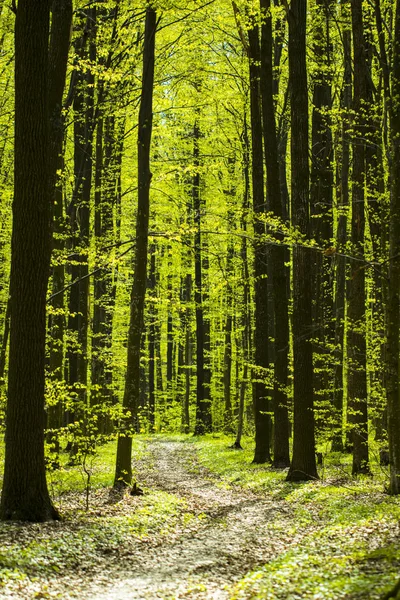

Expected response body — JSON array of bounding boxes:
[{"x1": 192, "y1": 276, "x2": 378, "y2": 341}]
[{"x1": 87, "y1": 439, "x2": 300, "y2": 600}]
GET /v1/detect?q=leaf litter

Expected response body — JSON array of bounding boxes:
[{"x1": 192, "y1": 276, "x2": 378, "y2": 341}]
[{"x1": 0, "y1": 438, "x2": 399, "y2": 599}]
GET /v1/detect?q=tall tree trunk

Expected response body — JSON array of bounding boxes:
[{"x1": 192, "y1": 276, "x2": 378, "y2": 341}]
[
  {"x1": 234, "y1": 115, "x2": 251, "y2": 450},
  {"x1": 348, "y1": 0, "x2": 369, "y2": 475},
  {"x1": 332, "y1": 5, "x2": 351, "y2": 452},
  {"x1": 91, "y1": 115, "x2": 105, "y2": 411},
  {"x1": 223, "y1": 159, "x2": 235, "y2": 433},
  {"x1": 67, "y1": 9, "x2": 96, "y2": 446},
  {"x1": 91, "y1": 112, "x2": 120, "y2": 429},
  {"x1": 248, "y1": 18, "x2": 271, "y2": 464},
  {"x1": 148, "y1": 243, "x2": 157, "y2": 429},
  {"x1": 178, "y1": 193, "x2": 193, "y2": 434},
  {"x1": 310, "y1": 0, "x2": 334, "y2": 432},
  {"x1": 260, "y1": 0, "x2": 290, "y2": 467},
  {"x1": 193, "y1": 119, "x2": 212, "y2": 435},
  {"x1": 47, "y1": 0, "x2": 73, "y2": 452},
  {"x1": 365, "y1": 33, "x2": 386, "y2": 446},
  {"x1": 166, "y1": 246, "x2": 174, "y2": 406},
  {"x1": 286, "y1": 0, "x2": 318, "y2": 481},
  {"x1": 386, "y1": 0, "x2": 400, "y2": 494},
  {"x1": 0, "y1": 0, "x2": 58, "y2": 521},
  {"x1": 114, "y1": 5, "x2": 156, "y2": 487}
]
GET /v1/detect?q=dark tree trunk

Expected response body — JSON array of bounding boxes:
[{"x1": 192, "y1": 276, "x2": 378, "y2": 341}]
[
  {"x1": 286, "y1": 0, "x2": 318, "y2": 482},
  {"x1": 114, "y1": 5, "x2": 156, "y2": 487},
  {"x1": 260, "y1": 0, "x2": 290, "y2": 467},
  {"x1": 179, "y1": 268, "x2": 192, "y2": 434},
  {"x1": 91, "y1": 112, "x2": 121, "y2": 430},
  {"x1": 177, "y1": 189, "x2": 193, "y2": 434},
  {"x1": 310, "y1": 0, "x2": 334, "y2": 431},
  {"x1": 332, "y1": 7, "x2": 351, "y2": 452},
  {"x1": 223, "y1": 161, "x2": 235, "y2": 433},
  {"x1": 91, "y1": 115, "x2": 105, "y2": 411},
  {"x1": 148, "y1": 243, "x2": 157, "y2": 428},
  {"x1": 248, "y1": 19, "x2": 271, "y2": 464},
  {"x1": 67, "y1": 9, "x2": 96, "y2": 444},
  {"x1": 47, "y1": 0, "x2": 73, "y2": 453},
  {"x1": 386, "y1": 0, "x2": 400, "y2": 494},
  {"x1": 0, "y1": 0, "x2": 59, "y2": 521},
  {"x1": 365, "y1": 32, "x2": 387, "y2": 445},
  {"x1": 0, "y1": 296, "x2": 10, "y2": 381},
  {"x1": 166, "y1": 247, "x2": 175, "y2": 405},
  {"x1": 193, "y1": 120, "x2": 212, "y2": 435},
  {"x1": 234, "y1": 116, "x2": 252, "y2": 450},
  {"x1": 348, "y1": 0, "x2": 369, "y2": 475},
  {"x1": 202, "y1": 244, "x2": 212, "y2": 424}
]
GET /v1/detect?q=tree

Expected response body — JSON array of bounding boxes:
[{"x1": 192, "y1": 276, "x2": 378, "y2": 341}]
[
  {"x1": 386, "y1": 0, "x2": 400, "y2": 494},
  {"x1": 114, "y1": 3, "x2": 157, "y2": 488},
  {"x1": 286, "y1": 0, "x2": 318, "y2": 482},
  {"x1": 347, "y1": 0, "x2": 369, "y2": 475},
  {"x1": 47, "y1": 0, "x2": 73, "y2": 457},
  {"x1": 193, "y1": 117, "x2": 213, "y2": 435},
  {"x1": 0, "y1": 0, "x2": 58, "y2": 521},
  {"x1": 332, "y1": 0, "x2": 351, "y2": 452},
  {"x1": 260, "y1": 0, "x2": 290, "y2": 467},
  {"x1": 247, "y1": 8, "x2": 272, "y2": 464}
]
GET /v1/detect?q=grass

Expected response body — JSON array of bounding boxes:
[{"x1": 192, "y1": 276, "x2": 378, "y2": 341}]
[
  {"x1": 0, "y1": 436, "x2": 198, "y2": 598},
  {"x1": 190, "y1": 433, "x2": 400, "y2": 600},
  {"x1": 0, "y1": 433, "x2": 399, "y2": 598}
]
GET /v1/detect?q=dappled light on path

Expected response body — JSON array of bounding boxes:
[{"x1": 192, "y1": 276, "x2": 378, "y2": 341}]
[{"x1": 89, "y1": 439, "x2": 297, "y2": 599}]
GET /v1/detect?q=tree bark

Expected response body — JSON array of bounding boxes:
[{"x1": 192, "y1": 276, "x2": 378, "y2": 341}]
[
  {"x1": 332, "y1": 4, "x2": 351, "y2": 452},
  {"x1": 348, "y1": 0, "x2": 369, "y2": 475},
  {"x1": 0, "y1": 0, "x2": 58, "y2": 521},
  {"x1": 310, "y1": 0, "x2": 334, "y2": 432},
  {"x1": 248, "y1": 18, "x2": 271, "y2": 464},
  {"x1": 47, "y1": 0, "x2": 73, "y2": 454},
  {"x1": 114, "y1": 5, "x2": 156, "y2": 487},
  {"x1": 286, "y1": 0, "x2": 318, "y2": 482},
  {"x1": 386, "y1": 0, "x2": 400, "y2": 494},
  {"x1": 193, "y1": 119, "x2": 212, "y2": 435},
  {"x1": 260, "y1": 0, "x2": 290, "y2": 467}
]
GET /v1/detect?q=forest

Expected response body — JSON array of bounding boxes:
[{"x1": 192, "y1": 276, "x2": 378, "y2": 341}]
[{"x1": 1, "y1": 0, "x2": 400, "y2": 597}]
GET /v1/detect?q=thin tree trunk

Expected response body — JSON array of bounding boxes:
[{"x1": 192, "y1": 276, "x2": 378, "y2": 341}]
[
  {"x1": 332, "y1": 7, "x2": 351, "y2": 452},
  {"x1": 234, "y1": 115, "x2": 251, "y2": 449},
  {"x1": 310, "y1": 0, "x2": 334, "y2": 431},
  {"x1": 193, "y1": 119, "x2": 212, "y2": 435},
  {"x1": 114, "y1": 5, "x2": 156, "y2": 487},
  {"x1": 248, "y1": 18, "x2": 271, "y2": 464},
  {"x1": 348, "y1": 0, "x2": 369, "y2": 475},
  {"x1": 67, "y1": 9, "x2": 96, "y2": 448},
  {"x1": 386, "y1": 0, "x2": 400, "y2": 494},
  {"x1": 148, "y1": 243, "x2": 157, "y2": 428},
  {"x1": 47, "y1": 0, "x2": 73, "y2": 451},
  {"x1": 260, "y1": 0, "x2": 290, "y2": 467}
]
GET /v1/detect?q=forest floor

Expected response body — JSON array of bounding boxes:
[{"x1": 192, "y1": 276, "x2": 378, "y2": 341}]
[{"x1": 0, "y1": 436, "x2": 400, "y2": 599}]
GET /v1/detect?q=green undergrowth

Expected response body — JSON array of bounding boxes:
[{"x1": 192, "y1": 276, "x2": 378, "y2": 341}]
[
  {"x1": 189, "y1": 434, "x2": 400, "y2": 600},
  {"x1": 46, "y1": 437, "x2": 138, "y2": 498},
  {"x1": 0, "y1": 487, "x2": 191, "y2": 595},
  {"x1": 230, "y1": 519, "x2": 400, "y2": 600},
  {"x1": 0, "y1": 436, "x2": 197, "y2": 597},
  {"x1": 0, "y1": 434, "x2": 399, "y2": 598}
]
